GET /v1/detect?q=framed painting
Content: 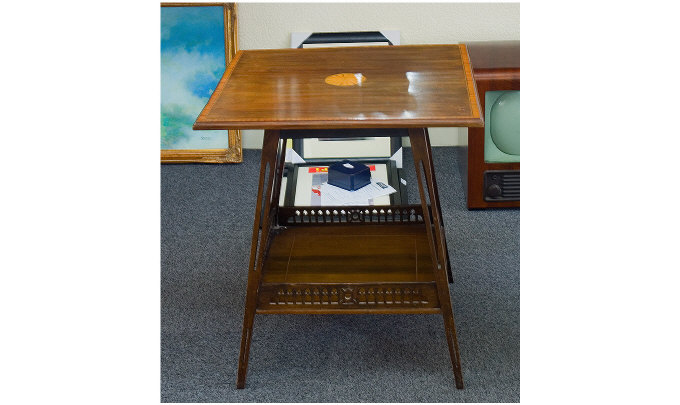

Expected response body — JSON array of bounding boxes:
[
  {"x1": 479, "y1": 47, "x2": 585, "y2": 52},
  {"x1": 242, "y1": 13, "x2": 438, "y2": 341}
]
[{"x1": 160, "y1": 3, "x2": 241, "y2": 163}]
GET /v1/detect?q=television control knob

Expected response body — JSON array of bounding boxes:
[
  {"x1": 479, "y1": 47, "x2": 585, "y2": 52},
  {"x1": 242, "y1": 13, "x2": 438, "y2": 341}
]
[{"x1": 486, "y1": 184, "x2": 502, "y2": 198}]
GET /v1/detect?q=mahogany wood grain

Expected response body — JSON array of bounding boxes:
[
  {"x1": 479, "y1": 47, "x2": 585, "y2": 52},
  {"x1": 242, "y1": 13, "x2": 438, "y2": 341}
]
[
  {"x1": 465, "y1": 41, "x2": 519, "y2": 75},
  {"x1": 230, "y1": 46, "x2": 471, "y2": 389},
  {"x1": 237, "y1": 129, "x2": 284, "y2": 389},
  {"x1": 194, "y1": 45, "x2": 483, "y2": 130},
  {"x1": 464, "y1": 41, "x2": 520, "y2": 209},
  {"x1": 256, "y1": 307, "x2": 441, "y2": 315},
  {"x1": 261, "y1": 224, "x2": 436, "y2": 284},
  {"x1": 410, "y1": 128, "x2": 464, "y2": 388},
  {"x1": 236, "y1": 128, "x2": 466, "y2": 387}
]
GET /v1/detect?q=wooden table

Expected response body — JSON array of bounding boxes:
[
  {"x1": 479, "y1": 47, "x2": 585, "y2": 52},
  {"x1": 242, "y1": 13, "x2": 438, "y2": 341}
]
[{"x1": 194, "y1": 45, "x2": 483, "y2": 389}]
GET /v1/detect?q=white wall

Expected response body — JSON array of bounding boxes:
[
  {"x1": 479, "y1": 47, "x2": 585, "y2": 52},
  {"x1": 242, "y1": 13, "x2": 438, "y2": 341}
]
[{"x1": 236, "y1": 2, "x2": 520, "y2": 148}]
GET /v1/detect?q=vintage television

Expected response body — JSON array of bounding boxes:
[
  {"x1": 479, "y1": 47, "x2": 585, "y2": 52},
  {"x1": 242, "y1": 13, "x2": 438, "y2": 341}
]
[{"x1": 461, "y1": 41, "x2": 520, "y2": 209}]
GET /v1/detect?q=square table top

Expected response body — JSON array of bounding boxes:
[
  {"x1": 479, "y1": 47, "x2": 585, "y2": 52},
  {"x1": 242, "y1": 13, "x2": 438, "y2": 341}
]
[{"x1": 193, "y1": 44, "x2": 483, "y2": 131}]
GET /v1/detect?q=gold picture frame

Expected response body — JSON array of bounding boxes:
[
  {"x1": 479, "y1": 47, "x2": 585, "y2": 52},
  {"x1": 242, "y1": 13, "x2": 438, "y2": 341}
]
[{"x1": 161, "y1": 2, "x2": 242, "y2": 163}]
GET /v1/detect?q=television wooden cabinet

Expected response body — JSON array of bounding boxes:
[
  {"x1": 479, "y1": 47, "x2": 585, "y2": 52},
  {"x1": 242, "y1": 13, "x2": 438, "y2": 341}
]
[
  {"x1": 193, "y1": 45, "x2": 483, "y2": 389},
  {"x1": 462, "y1": 41, "x2": 520, "y2": 209}
]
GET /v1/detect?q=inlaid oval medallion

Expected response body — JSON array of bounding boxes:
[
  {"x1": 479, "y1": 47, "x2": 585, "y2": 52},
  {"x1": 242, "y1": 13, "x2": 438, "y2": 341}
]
[{"x1": 325, "y1": 73, "x2": 366, "y2": 87}]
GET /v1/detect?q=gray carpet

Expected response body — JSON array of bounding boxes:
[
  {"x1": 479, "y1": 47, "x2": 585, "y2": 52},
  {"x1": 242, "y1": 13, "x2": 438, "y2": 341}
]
[{"x1": 161, "y1": 147, "x2": 519, "y2": 402}]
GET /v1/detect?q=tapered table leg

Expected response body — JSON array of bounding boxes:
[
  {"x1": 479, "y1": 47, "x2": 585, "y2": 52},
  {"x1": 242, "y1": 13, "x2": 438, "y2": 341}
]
[
  {"x1": 422, "y1": 133, "x2": 454, "y2": 284},
  {"x1": 409, "y1": 127, "x2": 464, "y2": 389},
  {"x1": 236, "y1": 130, "x2": 286, "y2": 389}
]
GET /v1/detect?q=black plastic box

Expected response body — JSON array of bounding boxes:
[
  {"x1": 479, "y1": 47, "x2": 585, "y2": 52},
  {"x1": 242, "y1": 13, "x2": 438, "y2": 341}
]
[{"x1": 327, "y1": 160, "x2": 371, "y2": 191}]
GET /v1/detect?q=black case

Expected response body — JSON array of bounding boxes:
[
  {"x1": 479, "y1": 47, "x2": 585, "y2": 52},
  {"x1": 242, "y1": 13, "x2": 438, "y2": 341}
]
[{"x1": 327, "y1": 160, "x2": 371, "y2": 191}]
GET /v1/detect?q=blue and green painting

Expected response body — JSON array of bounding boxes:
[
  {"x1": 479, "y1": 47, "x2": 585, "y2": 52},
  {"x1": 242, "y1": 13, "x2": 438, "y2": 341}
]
[{"x1": 161, "y1": 6, "x2": 227, "y2": 149}]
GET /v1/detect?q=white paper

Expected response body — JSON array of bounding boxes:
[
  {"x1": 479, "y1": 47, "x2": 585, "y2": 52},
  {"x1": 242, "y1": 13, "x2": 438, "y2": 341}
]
[
  {"x1": 290, "y1": 32, "x2": 312, "y2": 48},
  {"x1": 285, "y1": 148, "x2": 306, "y2": 164},
  {"x1": 390, "y1": 147, "x2": 403, "y2": 169},
  {"x1": 319, "y1": 180, "x2": 396, "y2": 206},
  {"x1": 379, "y1": 30, "x2": 401, "y2": 45}
]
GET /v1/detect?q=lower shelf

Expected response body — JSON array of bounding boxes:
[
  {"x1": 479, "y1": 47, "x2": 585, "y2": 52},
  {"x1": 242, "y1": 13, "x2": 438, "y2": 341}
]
[{"x1": 257, "y1": 224, "x2": 441, "y2": 314}]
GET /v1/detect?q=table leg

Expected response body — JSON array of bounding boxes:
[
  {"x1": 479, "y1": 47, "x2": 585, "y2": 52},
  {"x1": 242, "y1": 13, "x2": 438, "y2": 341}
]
[
  {"x1": 423, "y1": 132, "x2": 454, "y2": 284},
  {"x1": 237, "y1": 129, "x2": 285, "y2": 389},
  {"x1": 409, "y1": 127, "x2": 464, "y2": 389}
]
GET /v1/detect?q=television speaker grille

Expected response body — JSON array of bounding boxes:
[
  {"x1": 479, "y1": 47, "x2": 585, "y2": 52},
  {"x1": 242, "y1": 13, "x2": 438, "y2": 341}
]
[{"x1": 483, "y1": 170, "x2": 519, "y2": 201}]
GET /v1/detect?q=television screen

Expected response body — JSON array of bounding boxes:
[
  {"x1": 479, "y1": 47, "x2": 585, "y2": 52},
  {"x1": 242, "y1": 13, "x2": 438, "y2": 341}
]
[{"x1": 484, "y1": 90, "x2": 520, "y2": 163}]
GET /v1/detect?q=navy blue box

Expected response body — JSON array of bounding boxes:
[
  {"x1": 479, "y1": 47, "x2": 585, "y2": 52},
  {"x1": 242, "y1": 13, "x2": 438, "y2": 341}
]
[{"x1": 327, "y1": 160, "x2": 371, "y2": 191}]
